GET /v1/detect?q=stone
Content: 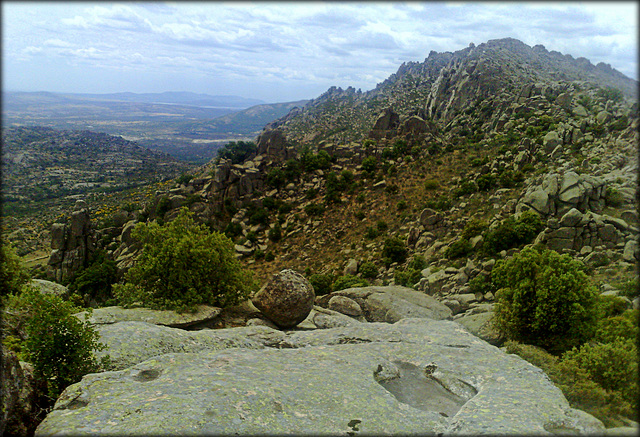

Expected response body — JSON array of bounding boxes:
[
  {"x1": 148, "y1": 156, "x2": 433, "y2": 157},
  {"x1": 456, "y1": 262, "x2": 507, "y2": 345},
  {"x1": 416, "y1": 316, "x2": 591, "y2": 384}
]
[
  {"x1": 74, "y1": 305, "x2": 222, "y2": 329},
  {"x1": 317, "y1": 286, "x2": 451, "y2": 322},
  {"x1": 559, "y1": 208, "x2": 584, "y2": 228},
  {"x1": 35, "y1": 319, "x2": 604, "y2": 436},
  {"x1": 327, "y1": 295, "x2": 363, "y2": 317},
  {"x1": 452, "y1": 293, "x2": 478, "y2": 311},
  {"x1": 30, "y1": 279, "x2": 69, "y2": 298},
  {"x1": 419, "y1": 208, "x2": 443, "y2": 227},
  {"x1": 455, "y1": 311, "x2": 503, "y2": 345},
  {"x1": 543, "y1": 131, "x2": 562, "y2": 153},
  {"x1": 555, "y1": 92, "x2": 572, "y2": 111},
  {"x1": 623, "y1": 240, "x2": 638, "y2": 263},
  {"x1": 252, "y1": 269, "x2": 315, "y2": 329},
  {"x1": 596, "y1": 110, "x2": 612, "y2": 124},
  {"x1": 343, "y1": 258, "x2": 358, "y2": 276}
]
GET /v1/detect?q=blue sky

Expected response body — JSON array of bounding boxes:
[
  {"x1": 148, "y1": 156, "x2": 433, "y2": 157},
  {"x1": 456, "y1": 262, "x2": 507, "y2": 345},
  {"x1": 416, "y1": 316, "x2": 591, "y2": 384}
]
[{"x1": 2, "y1": 2, "x2": 637, "y2": 103}]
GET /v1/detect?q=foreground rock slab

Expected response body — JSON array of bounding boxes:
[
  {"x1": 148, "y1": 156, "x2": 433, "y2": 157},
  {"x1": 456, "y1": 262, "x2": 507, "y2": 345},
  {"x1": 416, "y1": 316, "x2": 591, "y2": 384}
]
[
  {"x1": 73, "y1": 305, "x2": 222, "y2": 329},
  {"x1": 36, "y1": 318, "x2": 603, "y2": 436}
]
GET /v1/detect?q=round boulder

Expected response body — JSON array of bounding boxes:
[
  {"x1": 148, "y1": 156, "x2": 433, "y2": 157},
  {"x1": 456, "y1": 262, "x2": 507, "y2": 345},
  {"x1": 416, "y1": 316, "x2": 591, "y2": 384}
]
[{"x1": 251, "y1": 269, "x2": 315, "y2": 329}]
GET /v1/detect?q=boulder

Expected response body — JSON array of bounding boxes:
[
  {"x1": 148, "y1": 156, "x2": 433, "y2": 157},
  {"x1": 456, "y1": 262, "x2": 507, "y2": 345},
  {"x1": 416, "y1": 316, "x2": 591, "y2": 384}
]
[
  {"x1": 73, "y1": 305, "x2": 222, "y2": 329},
  {"x1": 327, "y1": 295, "x2": 363, "y2": 317},
  {"x1": 252, "y1": 269, "x2": 315, "y2": 328},
  {"x1": 317, "y1": 286, "x2": 452, "y2": 322},
  {"x1": 35, "y1": 318, "x2": 604, "y2": 436},
  {"x1": 543, "y1": 131, "x2": 562, "y2": 153},
  {"x1": 343, "y1": 258, "x2": 358, "y2": 276},
  {"x1": 30, "y1": 279, "x2": 69, "y2": 298},
  {"x1": 455, "y1": 311, "x2": 503, "y2": 345}
]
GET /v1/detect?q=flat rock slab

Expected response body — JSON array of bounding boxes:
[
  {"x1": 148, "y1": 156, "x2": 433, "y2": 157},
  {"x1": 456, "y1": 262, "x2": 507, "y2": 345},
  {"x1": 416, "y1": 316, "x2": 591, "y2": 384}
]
[
  {"x1": 36, "y1": 318, "x2": 603, "y2": 436},
  {"x1": 74, "y1": 305, "x2": 222, "y2": 329}
]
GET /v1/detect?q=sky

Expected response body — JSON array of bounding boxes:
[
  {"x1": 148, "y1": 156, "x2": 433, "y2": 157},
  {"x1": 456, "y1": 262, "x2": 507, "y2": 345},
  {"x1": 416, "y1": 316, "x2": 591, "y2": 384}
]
[{"x1": 2, "y1": 1, "x2": 638, "y2": 103}]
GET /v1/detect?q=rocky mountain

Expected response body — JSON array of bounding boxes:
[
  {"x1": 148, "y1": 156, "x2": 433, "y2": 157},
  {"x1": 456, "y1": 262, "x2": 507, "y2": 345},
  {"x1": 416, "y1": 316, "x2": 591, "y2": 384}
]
[
  {"x1": 270, "y1": 38, "x2": 637, "y2": 145},
  {"x1": 3, "y1": 38, "x2": 639, "y2": 436}
]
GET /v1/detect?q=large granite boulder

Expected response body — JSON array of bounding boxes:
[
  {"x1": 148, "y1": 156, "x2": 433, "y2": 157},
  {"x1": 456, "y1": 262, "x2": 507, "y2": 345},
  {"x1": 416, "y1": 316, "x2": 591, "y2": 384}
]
[
  {"x1": 251, "y1": 269, "x2": 315, "y2": 328},
  {"x1": 73, "y1": 305, "x2": 222, "y2": 329},
  {"x1": 35, "y1": 318, "x2": 604, "y2": 436},
  {"x1": 316, "y1": 285, "x2": 452, "y2": 322}
]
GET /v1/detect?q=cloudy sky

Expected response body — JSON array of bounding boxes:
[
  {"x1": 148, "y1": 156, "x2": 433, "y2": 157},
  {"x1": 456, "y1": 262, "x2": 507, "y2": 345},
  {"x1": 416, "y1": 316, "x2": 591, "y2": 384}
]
[{"x1": 3, "y1": 1, "x2": 637, "y2": 103}]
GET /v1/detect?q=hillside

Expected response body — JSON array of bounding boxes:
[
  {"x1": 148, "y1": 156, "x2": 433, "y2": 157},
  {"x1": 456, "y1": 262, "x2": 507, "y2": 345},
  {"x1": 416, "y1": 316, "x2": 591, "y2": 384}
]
[
  {"x1": 2, "y1": 91, "x2": 308, "y2": 162},
  {"x1": 3, "y1": 38, "x2": 638, "y2": 435},
  {"x1": 1, "y1": 126, "x2": 194, "y2": 256}
]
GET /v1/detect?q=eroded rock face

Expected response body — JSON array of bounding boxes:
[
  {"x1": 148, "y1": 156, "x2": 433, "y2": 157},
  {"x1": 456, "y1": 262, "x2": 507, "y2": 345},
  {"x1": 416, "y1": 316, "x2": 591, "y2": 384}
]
[
  {"x1": 251, "y1": 269, "x2": 315, "y2": 328},
  {"x1": 35, "y1": 318, "x2": 604, "y2": 436}
]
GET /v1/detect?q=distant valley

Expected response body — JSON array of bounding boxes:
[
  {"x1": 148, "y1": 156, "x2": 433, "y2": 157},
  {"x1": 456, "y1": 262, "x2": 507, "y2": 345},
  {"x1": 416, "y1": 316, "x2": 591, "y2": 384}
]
[{"x1": 2, "y1": 91, "x2": 309, "y2": 162}]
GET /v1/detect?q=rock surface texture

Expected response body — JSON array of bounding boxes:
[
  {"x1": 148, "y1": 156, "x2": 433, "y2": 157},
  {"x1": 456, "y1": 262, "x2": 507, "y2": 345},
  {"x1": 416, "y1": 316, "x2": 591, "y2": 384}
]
[{"x1": 35, "y1": 318, "x2": 604, "y2": 436}]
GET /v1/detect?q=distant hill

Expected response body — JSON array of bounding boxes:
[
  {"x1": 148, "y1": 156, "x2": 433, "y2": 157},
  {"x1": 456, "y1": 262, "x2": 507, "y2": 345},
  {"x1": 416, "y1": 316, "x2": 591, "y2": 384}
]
[
  {"x1": 63, "y1": 91, "x2": 266, "y2": 108},
  {"x1": 2, "y1": 92, "x2": 308, "y2": 163}
]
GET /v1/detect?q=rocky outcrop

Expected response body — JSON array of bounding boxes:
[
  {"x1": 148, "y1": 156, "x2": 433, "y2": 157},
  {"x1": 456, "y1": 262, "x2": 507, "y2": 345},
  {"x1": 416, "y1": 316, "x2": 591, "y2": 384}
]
[
  {"x1": 255, "y1": 128, "x2": 292, "y2": 163},
  {"x1": 47, "y1": 200, "x2": 95, "y2": 283},
  {"x1": 518, "y1": 171, "x2": 607, "y2": 217},
  {"x1": 316, "y1": 285, "x2": 452, "y2": 323},
  {"x1": 369, "y1": 107, "x2": 400, "y2": 139},
  {"x1": 1, "y1": 346, "x2": 47, "y2": 437},
  {"x1": 73, "y1": 305, "x2": 222, "y2": 329},
  {"x1": 35, "y1": 318, "x2": 604, "y2": 436},
  {"x1": 251, "y1": 269, "x2": 315, "y2": 328}
]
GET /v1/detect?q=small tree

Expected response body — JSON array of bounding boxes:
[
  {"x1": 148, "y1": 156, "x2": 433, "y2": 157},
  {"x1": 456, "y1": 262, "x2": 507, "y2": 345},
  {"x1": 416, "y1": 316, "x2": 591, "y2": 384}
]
[
  {"x1": 114, "y1": 208, "x2": 257, "y2": 312},
  {"x1": 12, "y1": 287, "x2": 107, "y2": 399},
  {"x1": 492, "y1": 246, "x2": 598, "y2": 354},
  {"x1": 1, "y1": 242, "x2": 31, "y2": 297}
]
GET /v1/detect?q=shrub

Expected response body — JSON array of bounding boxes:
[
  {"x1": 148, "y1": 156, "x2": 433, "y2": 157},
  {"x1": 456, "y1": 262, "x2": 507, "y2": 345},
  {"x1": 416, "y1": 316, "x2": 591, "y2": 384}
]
[
  {"x1": 477, "y1": 174, "x2": 497, "y2": 192},
  {"x1": 155, "y1": 196, "x2": 171, "y2": 221},
  {"x1": 224, "y1": 221, "x2": 243, "y2": 239},
  {"x1": 594, "y1": 309, "x2": 638, "y2": 343},
  {"x1": 461, "y1": 219, "x2": 488, "y2": 240},
  {"x1": 480, "y1": 210, "x2": 543, "y2": 256},
  {"x1": 283, "y1": 159, "x2": 303, "y2": 181},
  {"x1": 597, "y1": 86, "x2": 624, "y2": 103},
  {"x1": 361, "y1": 156, "x2": 377, "y2": 174},
  {"x1": 10, "y1": 287, "x2": 108, "y2": 399},
  {"x1": 69, "y1": 250, "x2": 118, "y2": 306},
  {"x1": 604, "y1": 187, "x2": 624, "y2": 207},
  {"x1": 492, "y1": 246, "x2": 599, "y2": 354},
  {"x1": 1, "y1": 243, "x2": 31, "y2": 297},
  {"x1": 376, "y1": 220, "x2": 389, "y2": 233},
  {"x1": 454, "y1": 180, "x2": 477, "y2": 197},
  {"x1": 424, "y1": 179, "x2": 439, "y2": 191},
  {"x1": 248, "y1": 207, "x2": 270, "y2": 226},
  {"x1": 364, "y1": 226, "x2": 380, "y2": 239},
  {"x1": 215, "y1": 141, "x2": 257, "y2": 165},
  {"x1": 354, "y1": 210, "x2": 365, "y2": 220},
  {"x1": 308, "y1": 273, "x2": 333, "y2": 295},
  {"x1": 333, "y1": 275, "x2": 368, "y2": 291},
  {"x1": 394, "y1": 269, "x2": 421, "y2": 288},
  {"x1": 304, "y1": 203, "x2": 325, "y2": 217},
  {"x1": 397, "y1": 200, "x2": 408, "y2": 211},
  {"x1": 113, "y1": 208, "x2": 257, "y2": 312},
  {"x1": 444, "y1": 239, "x2": 472, "y2": 259},
  {"x1": 504, "y1": 340, "x2": 635, "y2": 427},
  {"x1": 407, "y1": 255, "x2": 427, "y2": 271},
  {"x1": 359, "y1": 261, "x2": 378, "y2": 279},
  {"x1": 176, "y1": 173, "x2": 192, "y2": 185},
  {"x1": 382, "y1": 237, "x2": 408, "y2": 264},
  {"x1": 561, "y1": 338, "x2": 637, "y2": 410},
  {"x1": 268, "y1": 222, "x2": 283, "y2": 242},
  {"x1": 266, "y1": 168, "x2": 287, "y2": 189}
]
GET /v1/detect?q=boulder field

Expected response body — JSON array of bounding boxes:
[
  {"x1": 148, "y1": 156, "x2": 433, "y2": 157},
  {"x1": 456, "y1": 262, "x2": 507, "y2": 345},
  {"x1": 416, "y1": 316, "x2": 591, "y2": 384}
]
[{"x1": 36, "y1": 309, "x2": 604, "y2": 435}]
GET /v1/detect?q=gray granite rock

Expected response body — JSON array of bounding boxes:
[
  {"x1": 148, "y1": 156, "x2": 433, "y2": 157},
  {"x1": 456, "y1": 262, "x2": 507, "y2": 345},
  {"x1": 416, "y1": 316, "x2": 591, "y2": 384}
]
[
  {"x1": 35, "y1": 318, "x2": 604, "y2": 436},
  {"x1": 252, "y1": 269, "x2": 315, "y2": 328},
  {"x1": 74, "y1": 305, "x2": 222, "y2": 329}
]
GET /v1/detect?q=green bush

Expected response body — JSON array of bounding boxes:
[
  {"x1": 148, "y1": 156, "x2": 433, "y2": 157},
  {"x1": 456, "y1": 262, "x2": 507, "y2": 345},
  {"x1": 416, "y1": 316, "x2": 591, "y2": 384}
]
[
  {"x1": 215, "y1": 141, "x2": 257, "y2": 165},
  {"x1": 561, "y1": 338, "x2": 637, "y2": 411},
  {"x1": 604, "y1": 187, "x2": 624, "y2": 207},
  {"x1": 444, "y1": 238, "x2": 472, "y2": 259},
  {"x1": 268, "y1": 222, "x2": 283, "y2": 242},
  {"x1": 364, "y1": 226, "x2": 380, "y2": 239},
  {"x1": 113, "y1": 208, "x2": 257, "y2": 312},
  {"x1": 155, "y1": 196, "x2": 171, "y2": 221},
  {"x1": 8, "y1": 287, "x2": 108, "y2": 399},
  {"x1": 480, "y1": 210, "x2": 543, "y2": 256},
  {"x1": 382, "y1": 237, "x2": 408, "y2": 264},
  {"x1": 176, "y1": 173, "x2": 193, "y2": 185},
  {"x1": 492, "y1": 246, "x2": 598, "y2": 354},
  {"x1": 461, "y1": 219, "x2": 488, "y2": 240},
  {"x1": 283, "y1": 159, "x2": 303, "y2": 181},
  {"x1": 504, "y1": 341, "x2": 635, "y2": 427},
  {"x1": 424, "y1": 179, "x2": 439, "y2": 190},
  {"x1": 1, "y1": 243, "x2": 31, "y2": 297},
  {"x1": 359, "y1": 261, "x2": 379, "y2": 279},
  {"x1": 266, "y1": 168, "x2": 287, "y2": 189},
  {"x1": 477, "y1": 174, "x2": 497, "y2": 192},
  {"x1": 304, "y1": 203, "x2": 325, "y2": 217},
  {"x1": 308, "y1": 273, "x2": 334, "y2": 296},
  {"x1": 223, "y1": 221, "x2": 243, "y2": 239},
  {"x1": 394, "y1": 268, "x2": 421, "y2": 288},
  {"x1": 69, "y1": 250, "x2": 118, "y2": 306},
  {"x1": 361, "y1": 156, "x2": 378, "y2": 174},
  {"x1": 594, "y1": 309, "x2": 638, "y2": 344},
  {"x1": 332, "y1": 275, "x2": 368, "y2": 291},
  {"x1": 407, "y1": 255, "x2": 427, "y2": 271}
]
